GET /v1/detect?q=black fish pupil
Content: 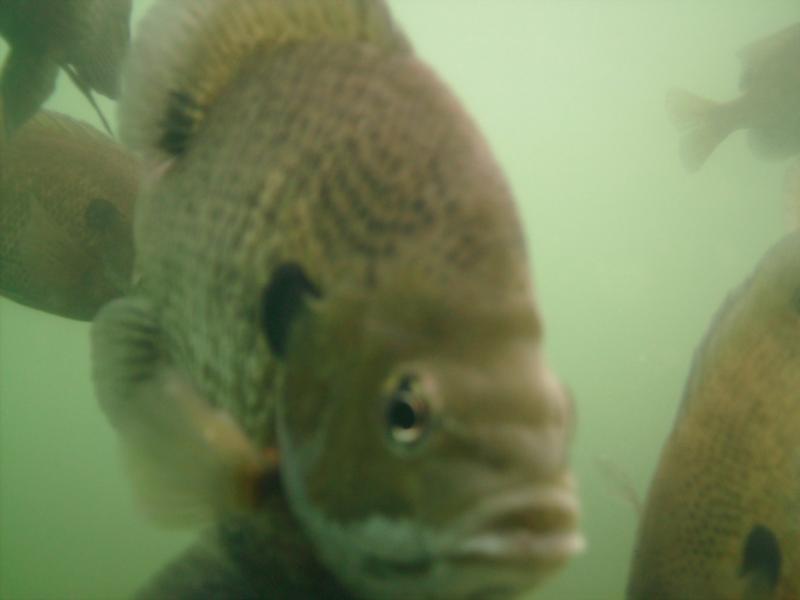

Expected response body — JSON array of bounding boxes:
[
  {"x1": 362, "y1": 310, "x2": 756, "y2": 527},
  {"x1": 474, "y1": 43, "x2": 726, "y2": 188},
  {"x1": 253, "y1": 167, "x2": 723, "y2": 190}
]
[{"x1": 389, "y1": 396, "x2": 417, "y2": 430}]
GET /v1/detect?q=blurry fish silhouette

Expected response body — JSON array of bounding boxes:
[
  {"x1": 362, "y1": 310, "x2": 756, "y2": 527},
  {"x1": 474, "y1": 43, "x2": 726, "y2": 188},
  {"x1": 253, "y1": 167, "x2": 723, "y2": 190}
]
[
  {"x1": 90, "y1": 0, "x2": 583, "y2": 598},
  {"x1": 627, "y1": 232, "x2": 800, "y2": 600},
  {"x1": 667, "y1": 22, "x2": 800, "y2": 171},
  {"x1": 0, "y1": 0, "x2": 132, "y2": 135},
  {"x1": 0, "y1": 110, "x2": 138, "y2": 320}
]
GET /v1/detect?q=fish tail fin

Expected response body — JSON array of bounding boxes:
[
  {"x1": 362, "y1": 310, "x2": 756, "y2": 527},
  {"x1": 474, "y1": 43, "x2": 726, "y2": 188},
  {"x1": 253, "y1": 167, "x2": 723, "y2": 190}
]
[
  {"x1": 92, "y1": 297, "x2": 279, "y2": 527},
  {"x1": 665, "y1": 88, "x2": 732, "y2": 172},
  {"x1": 120, "y1": 0, "x2": 410, "y2": 164}
]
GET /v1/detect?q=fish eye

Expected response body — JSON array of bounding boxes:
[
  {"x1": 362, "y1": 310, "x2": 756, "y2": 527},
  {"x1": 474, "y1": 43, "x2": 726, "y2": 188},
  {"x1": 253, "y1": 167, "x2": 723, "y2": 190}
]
[{"x1": 384, "y1": 373, "x2": 430, "y2": 448}]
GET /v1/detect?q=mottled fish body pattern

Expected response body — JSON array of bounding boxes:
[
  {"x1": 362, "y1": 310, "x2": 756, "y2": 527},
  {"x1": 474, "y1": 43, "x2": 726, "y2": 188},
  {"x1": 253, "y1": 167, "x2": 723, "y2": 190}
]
[
  {"x1": 0, "y1": 110, "x2": 138, "y2": 320},
  {"x1": 94, "y1": 1, "x2": 580, "y2": 598},
  {"x1": 628, "y1": 232, "x2": 800, "y2": 600}
]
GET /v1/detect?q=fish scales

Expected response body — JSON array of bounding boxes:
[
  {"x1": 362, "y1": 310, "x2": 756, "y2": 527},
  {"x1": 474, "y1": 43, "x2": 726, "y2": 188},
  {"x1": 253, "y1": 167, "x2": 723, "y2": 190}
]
[
  {"x1": 95, "y1": 1, "x2": 581, "y2": 598},
  {"x1": 137, "y1": 41, "x2": 529, "y2": 442},
  {"x1": 0, "y1": 110, "x2": 138, "y2": 320},
  {"x1": 628, "y1": 232, "x2": 800, "y2": 599}
]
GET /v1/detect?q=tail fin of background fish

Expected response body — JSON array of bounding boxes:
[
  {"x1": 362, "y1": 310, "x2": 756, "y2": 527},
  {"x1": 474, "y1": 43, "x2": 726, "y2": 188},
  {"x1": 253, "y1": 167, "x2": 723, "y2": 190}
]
[
  {"x1": 665, "y1": 88, "x2": 732, "y2": 172},
  {"x1": 92, "y1": 298, "x2": 279, "y2": 527},
  {"x1": 119, "y1": 0, "x2": 410, "y2": 166}
]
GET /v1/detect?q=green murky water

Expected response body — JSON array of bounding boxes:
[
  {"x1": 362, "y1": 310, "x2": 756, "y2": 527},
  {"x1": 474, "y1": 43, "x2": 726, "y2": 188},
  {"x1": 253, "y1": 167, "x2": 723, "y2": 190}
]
[{"x1": 1, "y1": 2, "x2": 797, "y2": 598}]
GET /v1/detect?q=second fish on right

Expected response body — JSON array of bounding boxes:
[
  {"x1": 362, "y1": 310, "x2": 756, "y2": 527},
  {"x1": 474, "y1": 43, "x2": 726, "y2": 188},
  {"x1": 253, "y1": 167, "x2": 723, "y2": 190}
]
[{"x1": 627, "y1": 231, "x2": 800, "y2": 599}]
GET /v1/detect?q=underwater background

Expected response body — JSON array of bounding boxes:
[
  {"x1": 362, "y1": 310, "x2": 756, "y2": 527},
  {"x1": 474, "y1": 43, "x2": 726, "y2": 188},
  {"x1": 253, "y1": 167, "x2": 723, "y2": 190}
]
[{"x1": 1, "y1": 1, "x2": 798, "y2": 598}]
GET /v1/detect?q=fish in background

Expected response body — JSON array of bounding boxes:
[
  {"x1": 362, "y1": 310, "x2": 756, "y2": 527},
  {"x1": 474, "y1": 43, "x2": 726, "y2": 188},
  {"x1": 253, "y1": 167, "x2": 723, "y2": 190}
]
[
  {"x1": 0, "y1": 110, "x2": 138, "y2": 320},
  {"x1": 667, "y1": 22, "x2": 800, "y2": 172},
  {"x1": 91, "y1": 0, "x2": 583, "y2": 598},
  {"x1": 0, "y1": 0, "x2": 132, "y2": 134},
  {"x1": 627, "y1": 231, "x2": 800, "y2": 600}
]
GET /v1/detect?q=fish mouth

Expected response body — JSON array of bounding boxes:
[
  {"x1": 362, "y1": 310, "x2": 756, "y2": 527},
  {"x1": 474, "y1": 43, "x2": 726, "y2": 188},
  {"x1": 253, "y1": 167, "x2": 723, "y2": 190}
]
[
  {"x1": 357, "y1": 485, "x2": 584, "y2": 600},
  {"x1": 445, "y1": 484, "x2": 584, "y2": 570}
]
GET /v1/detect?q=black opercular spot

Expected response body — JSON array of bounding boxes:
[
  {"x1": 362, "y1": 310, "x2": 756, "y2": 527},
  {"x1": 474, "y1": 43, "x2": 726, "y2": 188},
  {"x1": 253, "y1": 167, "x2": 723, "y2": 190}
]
[
  {"x1": 85, "y1": 198, "x2": 120, "y2": 231},
  {"x1": 260, "y1": 262, "x2": 320, "y2": 358},
  {"x1": 159, "y1": 90, "x2": 202, "y2": 156},
  {"x1": 739, "y1": 524, "x2": 781, "y2": 593}
]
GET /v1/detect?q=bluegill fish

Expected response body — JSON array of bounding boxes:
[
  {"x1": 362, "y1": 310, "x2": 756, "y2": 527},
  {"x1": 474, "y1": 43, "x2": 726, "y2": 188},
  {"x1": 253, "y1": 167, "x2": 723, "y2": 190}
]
[
  {"x1": 91, "y1": 0, "x2": 583, "y2": 598},
  {"x1": 0, "y1": 110, "x2": 138, "y2": 320},
  {"x1": 667, "y1": 22, "x2": 800, "y2": 171},
  {"x1": 0, "y1": 0, "x2": 132, "y2": 134},
  {"x1": 627, "y1": 232, "x2": 800, "y2": 599}
]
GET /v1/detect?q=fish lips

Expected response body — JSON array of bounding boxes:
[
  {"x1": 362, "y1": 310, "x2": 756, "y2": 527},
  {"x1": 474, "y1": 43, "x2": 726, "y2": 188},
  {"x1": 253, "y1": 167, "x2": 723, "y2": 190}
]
[
  {"x1": 445, "y1": 484, "x2": 584, "y2": 571},
  {"x1": 361, "y1": 483, "x2": 583, "y2": 598}
]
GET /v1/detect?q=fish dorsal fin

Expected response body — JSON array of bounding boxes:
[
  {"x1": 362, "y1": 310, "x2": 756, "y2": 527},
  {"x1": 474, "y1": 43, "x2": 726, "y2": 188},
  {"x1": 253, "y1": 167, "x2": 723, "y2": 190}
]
[
  {"x1": 119, "y1": 0, "x2": 411, "y2": 164},
  {"x1": 91, "y1": 297, "x2": 279, "y2": 527},
  {"x1": 739, "y1": 524, "x2": 782, "y2": 600}
]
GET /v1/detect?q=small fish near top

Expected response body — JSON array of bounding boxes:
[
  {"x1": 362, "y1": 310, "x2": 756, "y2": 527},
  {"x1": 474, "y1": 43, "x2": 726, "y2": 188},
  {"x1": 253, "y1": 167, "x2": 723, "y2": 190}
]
[
  {"x1": 90, "y1": 0, "x2": 583, "y2": 599},
  {"x1": 667, "y1": 22, "x2": 800, "y2": 171},
  {"x1": 0, "y1": 0, "x2": 133, "y2": 134},
  {"x1": 0, "y1": 110, "x2": 139, "y2": 320},
  {"x1": 627, "y1": 231, "x2": 800, "y2": 600}
]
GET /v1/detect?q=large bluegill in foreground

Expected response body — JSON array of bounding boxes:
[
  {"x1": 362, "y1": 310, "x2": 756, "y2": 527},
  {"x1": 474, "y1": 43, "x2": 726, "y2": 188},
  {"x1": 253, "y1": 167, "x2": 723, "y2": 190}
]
[
  {"x1": 92, "y1": 1, "x2": 583, "y2": 598},
  {"x1": 627, "y1": 232, "x2": 800, "y2": 600},
  {"x1": 0, "y1": 110, "x2": 138, "y2": 320}
]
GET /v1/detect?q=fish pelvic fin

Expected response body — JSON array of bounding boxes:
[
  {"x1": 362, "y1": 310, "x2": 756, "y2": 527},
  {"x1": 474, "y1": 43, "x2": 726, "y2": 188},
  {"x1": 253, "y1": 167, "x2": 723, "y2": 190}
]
[
  {"x1": 0, "y1": 44, "x2": 59, "y2": 135},
  {"x1": 119, "y1": 0, "x2": 411, "y2": 163},
  {"x1": 91, "y1": 297, "x2": 279, "y2": 528},
  {"x1": 665, "y1": 88, "x2": 733, "y2": 172}
]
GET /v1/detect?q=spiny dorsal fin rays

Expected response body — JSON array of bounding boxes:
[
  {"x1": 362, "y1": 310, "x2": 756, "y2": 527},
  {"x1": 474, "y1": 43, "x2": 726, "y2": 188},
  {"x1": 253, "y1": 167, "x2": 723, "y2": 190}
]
[{"x1": 119, "y1": 0, "x2": 411, "y2": 164}]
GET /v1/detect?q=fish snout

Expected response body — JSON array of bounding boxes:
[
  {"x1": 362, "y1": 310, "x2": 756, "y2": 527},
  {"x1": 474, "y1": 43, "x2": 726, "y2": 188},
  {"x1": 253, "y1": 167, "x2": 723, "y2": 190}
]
[{"x1": 448, "y1": 480, "x2": 584, "y2": 573}]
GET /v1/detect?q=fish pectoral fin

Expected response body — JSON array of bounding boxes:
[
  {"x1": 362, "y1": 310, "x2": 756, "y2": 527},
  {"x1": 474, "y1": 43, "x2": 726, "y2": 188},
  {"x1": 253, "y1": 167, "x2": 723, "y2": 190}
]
[
  {"x1": 91, "y1": 297, "x2": 278, "y2": 528},
  {"x1": 0, "y1": 45, "x2": 59, "y2": 135}
]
